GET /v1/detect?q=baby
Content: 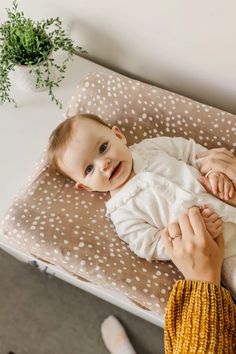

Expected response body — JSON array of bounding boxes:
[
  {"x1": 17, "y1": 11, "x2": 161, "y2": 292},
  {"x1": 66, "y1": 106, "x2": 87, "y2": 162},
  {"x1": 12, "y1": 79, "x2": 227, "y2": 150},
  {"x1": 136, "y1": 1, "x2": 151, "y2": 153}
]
[{"x1": 48, "y1": 113, "x2": 236, "y2": 297}]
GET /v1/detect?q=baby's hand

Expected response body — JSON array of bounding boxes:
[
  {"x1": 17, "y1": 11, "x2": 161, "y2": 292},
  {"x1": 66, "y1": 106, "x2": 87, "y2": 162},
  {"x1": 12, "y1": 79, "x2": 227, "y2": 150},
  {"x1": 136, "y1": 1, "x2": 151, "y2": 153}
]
[
  {"x1": 198, "y1": 170, "x2": 235, "y2": 201},
  {"x1": 200, "y1": 204, "x2": 223, "y2": 239},
  {"x1": 207, "y1": 171, "x2": 234, "y2": 200}
]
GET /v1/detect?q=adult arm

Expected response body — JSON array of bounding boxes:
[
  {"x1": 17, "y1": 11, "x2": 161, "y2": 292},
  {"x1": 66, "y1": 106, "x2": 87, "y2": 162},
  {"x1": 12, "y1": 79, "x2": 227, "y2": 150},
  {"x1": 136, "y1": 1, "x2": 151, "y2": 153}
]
[
  {"x1": 165, "y1": 280, "x2": 236, "y2": 354},
  {"x1": 162, "y1": 207, "x2": 236, "y2": 353}
]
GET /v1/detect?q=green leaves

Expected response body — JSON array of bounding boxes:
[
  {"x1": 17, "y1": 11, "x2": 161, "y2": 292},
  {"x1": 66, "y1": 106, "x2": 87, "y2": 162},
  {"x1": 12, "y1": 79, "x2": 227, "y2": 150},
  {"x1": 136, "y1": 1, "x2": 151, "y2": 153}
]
[{"x1": 0, "y1": 0, "x2": 87, "y2": 108}]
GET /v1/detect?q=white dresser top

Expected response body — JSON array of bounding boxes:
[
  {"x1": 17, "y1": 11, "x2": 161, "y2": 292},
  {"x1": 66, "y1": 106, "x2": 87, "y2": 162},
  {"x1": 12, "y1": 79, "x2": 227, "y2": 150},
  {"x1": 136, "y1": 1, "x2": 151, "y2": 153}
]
[{"x1": 0, "y1": 56, "x2": 112, "y2": 220}]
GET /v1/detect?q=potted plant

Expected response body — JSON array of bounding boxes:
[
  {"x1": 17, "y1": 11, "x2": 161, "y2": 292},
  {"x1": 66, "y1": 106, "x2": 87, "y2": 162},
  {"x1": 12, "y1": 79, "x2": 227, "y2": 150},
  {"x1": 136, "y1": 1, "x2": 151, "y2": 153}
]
[{"x1": 0, "y1": 0, "x2": 87, "y2": 108}]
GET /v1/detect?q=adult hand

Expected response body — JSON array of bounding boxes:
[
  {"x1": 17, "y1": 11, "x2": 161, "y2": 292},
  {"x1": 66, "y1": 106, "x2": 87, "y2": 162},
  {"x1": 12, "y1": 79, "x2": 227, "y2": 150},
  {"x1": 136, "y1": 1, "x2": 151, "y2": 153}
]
[
  {"x1": 196, "y1": 148, "x2": 236, "y2": 186},
  {"x1": 162, "y1": 206, "x2": 224, "y2": 286}
]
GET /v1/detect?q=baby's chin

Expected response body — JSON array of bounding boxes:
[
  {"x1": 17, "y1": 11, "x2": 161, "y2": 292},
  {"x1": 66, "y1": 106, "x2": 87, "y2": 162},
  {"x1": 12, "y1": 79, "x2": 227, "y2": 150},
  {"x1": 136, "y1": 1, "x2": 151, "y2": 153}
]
[
  {"x1": 93, "y1": 162, "x2": 134, "y2": 194},
  {"x1": 109, "y1": 173, "x2": 135, "y2": 196}
]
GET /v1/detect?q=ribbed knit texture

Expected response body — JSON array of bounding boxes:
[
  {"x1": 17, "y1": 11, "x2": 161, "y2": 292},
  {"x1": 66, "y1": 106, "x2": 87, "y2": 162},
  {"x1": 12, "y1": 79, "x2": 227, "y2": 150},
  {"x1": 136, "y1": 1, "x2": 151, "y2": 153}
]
[{"x1": 164, "y1": 280, "x2": 236, "y2": 353}]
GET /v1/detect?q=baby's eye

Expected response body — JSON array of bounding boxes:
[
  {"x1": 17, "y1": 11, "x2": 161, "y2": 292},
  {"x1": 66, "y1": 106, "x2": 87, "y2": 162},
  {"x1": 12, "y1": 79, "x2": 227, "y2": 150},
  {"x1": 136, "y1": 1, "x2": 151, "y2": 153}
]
[
  {"x1": 99, "y1": 142, "x2": 108, "y2": 153},
  {"x1": 84, "y1": 142, "x2": 108, "y2": 176},
  {"x1": 85, "y1": 165, "x2": 93, "y2": 175}
]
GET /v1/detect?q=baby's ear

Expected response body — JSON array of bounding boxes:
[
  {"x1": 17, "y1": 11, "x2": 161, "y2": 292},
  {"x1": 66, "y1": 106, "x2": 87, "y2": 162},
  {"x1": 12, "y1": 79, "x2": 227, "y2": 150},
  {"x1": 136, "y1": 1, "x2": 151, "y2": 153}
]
[
  {"x1": 74, "y1": 182, "x2": 93, "y2": 192},
  {"x1": 111, "y1": 125, "x2": 127, "y2": 143}
]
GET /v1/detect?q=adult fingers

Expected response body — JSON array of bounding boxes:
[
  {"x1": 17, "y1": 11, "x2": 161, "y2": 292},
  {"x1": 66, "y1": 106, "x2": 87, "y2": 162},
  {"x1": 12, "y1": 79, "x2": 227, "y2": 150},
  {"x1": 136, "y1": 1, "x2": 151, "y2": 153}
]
[
  {"x1": 178, "y1": 211, "x2": 194, "y2": 240},
  {"x1": 167, "y1": 222, "x2": 182, "y2": 248},
  {"x1": 198, "y1": 153, "x2": 236, "y2": 180},
  {"x1": 199, "y1": 159, "x2": 228, "y2": 176},
  {"x1": 214, "y1": 232, "x2": 225, "y2": 253},
  {"x1": 217, "y1": 162, "x2": 236, "y2": 182},
  {"x1": 168, "y1": 222, "x2": 181, "y2": 236},
  {"x1": 161, "y1": 228, "x2": 173, "y2": 258},
  {"x1": 187, "y1": 206, "x2": 208, "y2": 242}
]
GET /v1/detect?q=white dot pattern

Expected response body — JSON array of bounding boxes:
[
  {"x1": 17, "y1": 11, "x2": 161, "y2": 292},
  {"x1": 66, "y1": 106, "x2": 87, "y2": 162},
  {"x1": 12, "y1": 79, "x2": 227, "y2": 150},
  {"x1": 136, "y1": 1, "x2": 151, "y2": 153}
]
[{"x1": 1, "y1": 71, "x2": 236, "y2": 318}]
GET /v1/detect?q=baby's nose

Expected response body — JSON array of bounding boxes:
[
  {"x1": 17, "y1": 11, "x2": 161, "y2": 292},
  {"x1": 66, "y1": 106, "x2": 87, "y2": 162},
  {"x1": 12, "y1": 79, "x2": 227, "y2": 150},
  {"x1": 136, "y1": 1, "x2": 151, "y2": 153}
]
[{"x1": 100, "y1": 158, "x2": 110, "y2": 172}]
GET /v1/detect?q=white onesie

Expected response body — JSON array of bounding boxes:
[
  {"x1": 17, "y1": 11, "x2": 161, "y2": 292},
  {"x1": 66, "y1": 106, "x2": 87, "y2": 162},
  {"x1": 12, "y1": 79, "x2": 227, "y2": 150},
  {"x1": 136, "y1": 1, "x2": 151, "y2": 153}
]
[{"x1": 105, "y1": 136, "x2": 236, "y2": 297}]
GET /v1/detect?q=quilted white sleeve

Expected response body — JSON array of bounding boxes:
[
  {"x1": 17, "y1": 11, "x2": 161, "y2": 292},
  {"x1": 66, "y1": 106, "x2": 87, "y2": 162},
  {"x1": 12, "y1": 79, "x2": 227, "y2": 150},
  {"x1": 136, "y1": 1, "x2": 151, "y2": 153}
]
[
  {"x1": 109, "y1": 207, "x2": 169, "y2": 262},
  {"x1": 146, "y1": 136, "x2": 207, "y2": 169}
]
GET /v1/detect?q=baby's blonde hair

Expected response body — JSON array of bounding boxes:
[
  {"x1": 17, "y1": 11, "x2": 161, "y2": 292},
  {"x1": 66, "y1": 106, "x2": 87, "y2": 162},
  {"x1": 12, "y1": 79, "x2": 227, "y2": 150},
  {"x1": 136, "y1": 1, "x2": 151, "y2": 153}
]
[{"x1": 47, "y1": 113, "x2": 110, "y2": 179}]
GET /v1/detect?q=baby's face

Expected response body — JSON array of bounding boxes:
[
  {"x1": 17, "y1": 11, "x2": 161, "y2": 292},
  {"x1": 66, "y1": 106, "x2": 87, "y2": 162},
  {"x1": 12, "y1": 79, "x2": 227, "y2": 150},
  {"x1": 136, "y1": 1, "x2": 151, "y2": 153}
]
[{"x1": 59, "y1": 119, "x2": 133, "y2": 193}]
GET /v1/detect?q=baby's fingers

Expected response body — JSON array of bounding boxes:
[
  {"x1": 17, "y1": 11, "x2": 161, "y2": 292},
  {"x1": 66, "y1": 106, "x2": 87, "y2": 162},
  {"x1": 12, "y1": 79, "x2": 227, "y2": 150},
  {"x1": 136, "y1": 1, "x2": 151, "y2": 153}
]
[
  {"x1": 230, "y1": 184, "x2": 235, "y2": 198},
  {"x1": 208, "y1": 212, "x2": 222, "y2": 223},
  {"x1": 228, "y1": 181, "x2": 235, "y2": 199},
  {"x1": 217, "y1": 175, "x2": 224, "y2": 199},
  {"x1": 198, "y1": 176, "x2": 212, "y2": 194},
  {"x1": 223, "y1": 179, "x2": 231, "y2": 200},
  {"x1": 209, "y1": 174, "x2": 219, "y2": 195},
  {"x1": 214, "y1": 224, "x2": 224, "y2": 239},
  {"x1": 201, "y1": 206, "x2": 214, "y2": 218},
  {"x1": 213, "y1": 218, "x2": 223, "y2": 229}
]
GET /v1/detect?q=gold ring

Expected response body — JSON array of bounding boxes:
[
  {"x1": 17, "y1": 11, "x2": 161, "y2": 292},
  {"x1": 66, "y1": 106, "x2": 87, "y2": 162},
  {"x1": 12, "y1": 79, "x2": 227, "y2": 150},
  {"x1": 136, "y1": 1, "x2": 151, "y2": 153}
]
[
  {"x1": 169, "y1": 234, "x2": 182, "y2": 240},
  {"x1": 205, "y1": 169, "x2": 221, "y2": 178}
]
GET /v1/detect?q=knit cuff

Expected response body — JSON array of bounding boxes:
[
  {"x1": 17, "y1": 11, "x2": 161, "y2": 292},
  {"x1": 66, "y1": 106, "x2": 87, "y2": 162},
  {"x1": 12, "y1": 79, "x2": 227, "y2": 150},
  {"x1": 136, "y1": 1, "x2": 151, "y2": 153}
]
[{"x1": 164, "y1": 280, "x2": 236, "y2": 354}]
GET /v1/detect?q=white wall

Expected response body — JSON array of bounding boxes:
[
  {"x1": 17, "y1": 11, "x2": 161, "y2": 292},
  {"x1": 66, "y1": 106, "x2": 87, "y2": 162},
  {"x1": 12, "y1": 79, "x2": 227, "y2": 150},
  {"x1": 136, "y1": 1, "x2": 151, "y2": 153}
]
[{"x1": 1, "y1": 0, "x2": 236, "y2": 114}]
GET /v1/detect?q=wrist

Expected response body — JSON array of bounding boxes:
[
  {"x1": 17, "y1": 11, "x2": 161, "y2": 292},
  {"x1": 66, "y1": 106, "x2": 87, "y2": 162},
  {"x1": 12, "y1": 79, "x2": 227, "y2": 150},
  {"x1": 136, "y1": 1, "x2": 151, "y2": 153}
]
[
  {"x1": 186, "y1": 279, "x2": 220, "y2": 287},
  {"x1": 184, "y1": 274, "x2": 221, "y2": 287}
]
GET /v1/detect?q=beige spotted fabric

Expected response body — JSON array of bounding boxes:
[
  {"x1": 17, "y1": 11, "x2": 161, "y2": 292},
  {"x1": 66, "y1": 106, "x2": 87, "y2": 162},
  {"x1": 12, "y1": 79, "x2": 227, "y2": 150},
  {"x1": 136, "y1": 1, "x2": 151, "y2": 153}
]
[{"x1": 1, "y1": 71, "x2": 236, "y2": 318}]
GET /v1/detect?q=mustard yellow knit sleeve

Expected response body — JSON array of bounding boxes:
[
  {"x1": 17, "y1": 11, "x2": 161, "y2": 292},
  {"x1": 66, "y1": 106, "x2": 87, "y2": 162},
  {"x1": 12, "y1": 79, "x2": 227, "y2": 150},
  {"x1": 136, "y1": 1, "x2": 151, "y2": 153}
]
[{"x1": 164, "y1": 280, "x2": 236, "y2": 354}]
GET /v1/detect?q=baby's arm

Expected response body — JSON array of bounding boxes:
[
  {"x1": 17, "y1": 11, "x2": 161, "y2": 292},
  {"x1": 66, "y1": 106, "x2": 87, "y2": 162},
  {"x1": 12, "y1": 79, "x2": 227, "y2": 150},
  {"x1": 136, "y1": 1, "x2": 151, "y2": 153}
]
[
  {"x1": 145, "y1": 136, "x2": 207, "y2": 169},
  {"x1": 108, "y1": 209, "x2": 169, "y2": 262}
]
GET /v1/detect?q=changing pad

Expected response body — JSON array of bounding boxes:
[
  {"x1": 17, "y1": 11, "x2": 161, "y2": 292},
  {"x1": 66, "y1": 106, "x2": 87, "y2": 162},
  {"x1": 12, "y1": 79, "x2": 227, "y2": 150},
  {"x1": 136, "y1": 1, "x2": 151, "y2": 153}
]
[{"x1": 1, "y1": 70, "x2": 236, "y2": 319}]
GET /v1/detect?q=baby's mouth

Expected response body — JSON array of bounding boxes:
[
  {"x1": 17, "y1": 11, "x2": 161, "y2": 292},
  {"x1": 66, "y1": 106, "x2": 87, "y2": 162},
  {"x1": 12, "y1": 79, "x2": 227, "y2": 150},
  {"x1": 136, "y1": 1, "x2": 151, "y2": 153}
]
[{"x1": 109, "y1": 162, "x2": 122, "y2": 180}]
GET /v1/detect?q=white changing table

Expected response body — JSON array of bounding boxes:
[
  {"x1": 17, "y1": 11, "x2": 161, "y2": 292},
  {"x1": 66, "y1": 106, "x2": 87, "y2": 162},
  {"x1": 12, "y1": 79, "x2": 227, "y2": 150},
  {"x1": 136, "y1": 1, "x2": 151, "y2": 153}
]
[{"x1": 0, "y1": 55, "x2": 164, "y2": 328}]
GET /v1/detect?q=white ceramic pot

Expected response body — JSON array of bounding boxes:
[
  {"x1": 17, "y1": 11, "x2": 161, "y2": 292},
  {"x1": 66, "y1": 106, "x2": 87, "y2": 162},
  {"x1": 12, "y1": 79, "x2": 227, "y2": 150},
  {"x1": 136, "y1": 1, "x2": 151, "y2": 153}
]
[{"x1": 10, "y1": 55, "x2": 55, "y2": 93}]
